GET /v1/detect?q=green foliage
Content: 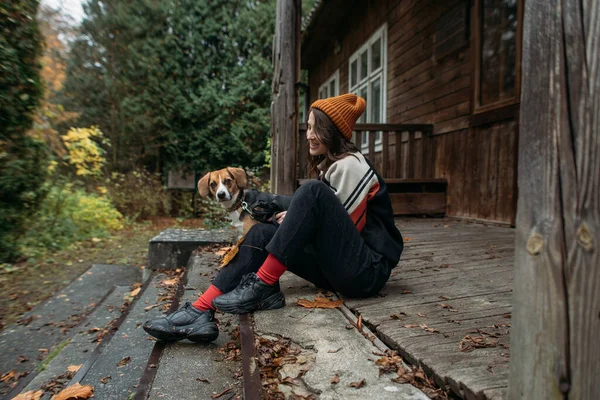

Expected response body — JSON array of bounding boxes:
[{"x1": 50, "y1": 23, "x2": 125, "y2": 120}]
[
  {"x1": 0, "y1": 0, "x2": 49, "y2": 262},
  {"x1": 63, "y1": 0, "x2": 276, "y2": 174},
  {"x1": 105, "y1": 168, "x2": 171, "y2": 221},
  {"x1": 19, "y1": 184, "x2": 124, "y2": 258}
]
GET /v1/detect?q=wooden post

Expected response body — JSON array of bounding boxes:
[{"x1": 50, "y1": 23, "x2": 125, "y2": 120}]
[
  {"x1": 270, "y1": 0, "x2": 300, "y2": 195},
  {"x1": 508, "y1": 1, "x2": 599, "y2": 399}
]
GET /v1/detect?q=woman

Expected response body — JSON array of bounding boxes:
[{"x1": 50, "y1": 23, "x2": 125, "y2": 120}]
[{"x1": 143, "y1": 93, "x2": 403, "y2": 343}]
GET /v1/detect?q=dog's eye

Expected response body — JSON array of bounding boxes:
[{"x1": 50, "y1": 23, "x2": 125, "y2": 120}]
[
  {"x1": 210, "y1": 182, "x2": 217, "y2": 189},
  {"x1": 224, "y1": 179, "x2": 231, "y2": 185}
]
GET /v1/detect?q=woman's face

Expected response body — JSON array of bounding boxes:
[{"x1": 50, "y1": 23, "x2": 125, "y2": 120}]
[{"x1": 306, "y1": 111, "x2": 328, "y2": 156}]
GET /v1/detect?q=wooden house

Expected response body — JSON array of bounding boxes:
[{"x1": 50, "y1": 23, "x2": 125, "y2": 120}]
[{"x1": 273, "y1": 0, "x2": 523, "y2": 226}]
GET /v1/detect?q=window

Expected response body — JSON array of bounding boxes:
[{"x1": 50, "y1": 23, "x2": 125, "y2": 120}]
[
  {"x1": 348, "y1": 24, "x2": 387, "y2": 153},
  {"x1": 318, "y1": 70, "x2": 339, "y2": 99},
  {"x1": 474, "y1": 0, "x2": 522, "y2": 113}
]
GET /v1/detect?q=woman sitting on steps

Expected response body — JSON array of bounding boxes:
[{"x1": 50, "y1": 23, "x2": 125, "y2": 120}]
[{"x1": 143, "y1": 93, "x2": 404, "y2": 343}]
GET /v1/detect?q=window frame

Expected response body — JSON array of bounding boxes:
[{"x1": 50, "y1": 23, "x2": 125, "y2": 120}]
[
  {"x1": 472, "y1": 0, "x2": 523, "y2": 115},
  {"x1": 348, "y1": 24, "x2": 387, "y2": 153},
  {"x1": 318, "y1": 70, "x2": 340, "y2": 99}
]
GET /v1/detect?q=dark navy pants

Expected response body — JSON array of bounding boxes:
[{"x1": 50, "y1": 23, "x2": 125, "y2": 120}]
[{"x1": 212, "y1": 180, "x2": 390, "y2": 298}]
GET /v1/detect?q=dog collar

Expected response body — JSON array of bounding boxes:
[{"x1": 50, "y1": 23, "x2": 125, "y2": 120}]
[{"x1": 226, "y1": 190, "x2": 245, "y2": 213}]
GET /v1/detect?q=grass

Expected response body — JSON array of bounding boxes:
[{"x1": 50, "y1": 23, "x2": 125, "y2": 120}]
[
  {"x1": 0, "y1": 217, "x2": 205, "y2": 332},
  {"x1": 38, "y1": 339, "x2": 71, "y2": 372}
]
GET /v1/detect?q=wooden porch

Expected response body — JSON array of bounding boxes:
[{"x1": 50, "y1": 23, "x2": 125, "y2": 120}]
[
  {"x1": 297, "y1": 123, "x2": 448, "y2": 216},
  {"x1": 345, "y1": 218, "x2": 514, "y2": 400}
]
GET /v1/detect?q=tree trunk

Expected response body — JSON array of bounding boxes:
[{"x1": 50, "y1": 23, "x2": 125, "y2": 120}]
[{"x1": 508, "y1": 1, "x2": 599, "y2": 399}]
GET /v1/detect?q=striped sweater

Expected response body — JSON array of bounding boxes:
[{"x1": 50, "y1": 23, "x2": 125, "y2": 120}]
[{"x1": 320, "y1": 152, "x2": 404, "y2": 266}]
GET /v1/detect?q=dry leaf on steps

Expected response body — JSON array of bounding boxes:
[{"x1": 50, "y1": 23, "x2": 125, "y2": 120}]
[
  {"x1": 348, "y1": 379, "x2": 366, "y2": 388},
  {"x1": 357, "y1": 315, "x2": 363, "y2": 332},
  {"x1": 161, "y1": 278, "x2": 178, "y2": 286},
  {"x1": 129, "y1": 287, "x2": 141, "y2": 297},
  {"x1": 12, "y1": 390, "x2": 43, "y2": 400},
  {"x1": 220, "y1": 236, "x2": 245, "y2": 268},
  {"x1": 116, "y1": 356, "x2": 131, "y2": 367},
  {"x1": 50, "y1": 383, "x2": 94, "y2": 400},
  {"x1": 297, "y1": 295, "x2": 343, "y2": 309},
  {"x1": 67, "y1": 364, "x2": 82, "y2": 372},
  {"x1": 330, "y1": 374, "x2": 340, "y2": 384}
]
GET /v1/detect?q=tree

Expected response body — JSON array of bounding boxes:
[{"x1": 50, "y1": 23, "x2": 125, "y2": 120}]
[
  {"x1": 0, "y1": 0, "x2": 49, "y2": 261},
  {"x1": 63, "y1": 0, "x2": 276, "y2": 174}
]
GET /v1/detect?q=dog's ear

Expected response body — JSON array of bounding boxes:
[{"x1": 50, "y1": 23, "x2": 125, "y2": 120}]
[
  {"x1": 197, "y1": 172, "x2": 211, "y2": 197},
  {"x1": 227, "y1": 167, "x2": 247, "y2": 189}
]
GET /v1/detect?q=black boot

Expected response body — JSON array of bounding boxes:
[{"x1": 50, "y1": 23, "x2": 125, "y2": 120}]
[
  {"x1": 143, "y1": 302, "x2": 219, "y2": 343},
  {"x1": 212, "y1": 273, "x2": 285, "y2": 314}
]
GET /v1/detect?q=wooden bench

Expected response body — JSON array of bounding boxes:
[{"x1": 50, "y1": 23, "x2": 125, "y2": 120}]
[{"x1": 298, "y1": 178, "x2": 447, "y2": 216}]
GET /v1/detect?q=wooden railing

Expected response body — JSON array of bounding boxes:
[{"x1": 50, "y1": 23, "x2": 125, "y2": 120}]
[{"x1": 297, "y1": 123, "x2": 436, "y2": 181}]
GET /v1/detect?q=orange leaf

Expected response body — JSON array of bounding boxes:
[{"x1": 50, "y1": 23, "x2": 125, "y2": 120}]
[
  {"x1": 67, "y1": 364, "x2": 82, "y2": 372},
  {"x1": 50, "y1": 383, "x2": 94, "y2": 400},
  {"x1": 297, "y1": 295, "x2": 343, "y2": 309},
  {"x1": 12, "y1": 390, "x2": 43, "y2": 400},
  {"x1": 129, "y1": 288, "x2": 141, "y2": 297},
  {"x1": 162, "y1": 278, "x2": 178, "y2": 286},
  {"x1": 116, "y1": 356, "x2": 131, "y2": 367},
  {"x1": 357, "y1": 315, "x2": 363, "y2": 332},
  {"x1": 220, "y1": 237, "x2": 245, "y2": 268},
  {"x1": 331, "y1": 374, "x2": 340, "y2": 384}
]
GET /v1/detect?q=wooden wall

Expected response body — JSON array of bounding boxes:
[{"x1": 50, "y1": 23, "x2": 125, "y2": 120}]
[{"x1": 304, "y1": 0, "x2": 519, "y2": 225}]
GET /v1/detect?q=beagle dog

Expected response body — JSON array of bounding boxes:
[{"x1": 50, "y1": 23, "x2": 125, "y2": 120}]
[{"x1": 197, "y1": 168, "x2": 291, "y2": 235}]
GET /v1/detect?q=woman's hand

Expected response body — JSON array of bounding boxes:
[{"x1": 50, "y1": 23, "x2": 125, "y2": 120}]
[{"x1": 275, "y1": 211, "x2": 287, "y2": 225}]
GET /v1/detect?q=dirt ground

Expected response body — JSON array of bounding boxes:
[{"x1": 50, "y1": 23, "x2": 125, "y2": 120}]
[{"x1": 0, "y1": 217, "x2": 205, "y2": 332}]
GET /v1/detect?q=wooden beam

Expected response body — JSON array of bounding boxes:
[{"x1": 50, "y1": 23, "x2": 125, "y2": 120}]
[
  {"x1": 508, "y1": 1, "x2": 600, "y2": 399},
  {"x1": 271, "y1": 0, "x2": 300, "y2": 195}
]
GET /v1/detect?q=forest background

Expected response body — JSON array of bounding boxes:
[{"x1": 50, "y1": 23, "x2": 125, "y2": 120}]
[{"x1": 1, "y1": 0, "x2": 317, "y2": 264}]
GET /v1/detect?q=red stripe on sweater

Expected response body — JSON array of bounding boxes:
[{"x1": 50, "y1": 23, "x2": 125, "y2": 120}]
[{"x1": 349, "y1": 182, "x2": 380, "y2": 232}]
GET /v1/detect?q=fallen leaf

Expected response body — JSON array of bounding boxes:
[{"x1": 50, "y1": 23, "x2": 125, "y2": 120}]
[
  {"x1": 389, "y1": 313, "x2": 407, "y2": 320},
  {"x1": 161, "y1": 278, "x2": 178, "y2": 286},
  {"x1": 116, "y1": 356, "x2": 131, "y2": 367},
  {"x1": 297, "y1": 295, "x2": 343, "y2": 309},
  {"x1": 331, "y1": 374, "x2": 340, "y2": 384},
  {"x1": 196, "y1": 378, "x2": 210, "y2": 383},
  {"x1": 100, "y1": 376, "x2": 111, "y2": 384},
  {"x1": 419, "y1": 324, "x2": 439, "y2": 333},
  {"x1": 211, "y1": 388, "x2": 232, "y2": 398},
  {"x1": 327, "y1": 347, "x2": 342, "y2": 353},
  {"x1": 403, "y1": 237, "x2": 412, "y2": 242},
  {"x1": 12, "y1": 390, "x2": 43, "y2": 400},
  {"x1": 417, "y1": 313, "x2": 426, "y2": 317},
  {"x1": 144, "y1": 304, "x2": 159, "y2": 312},
  {"x1": 50, "y1": 383, "x2": 94, "y2": 400},
  {"x1": 220, "y1": 237, "x2": 245, "y2": 268},
  {"x1": 348, "y1": 379, "x2": 366, "y2": 388},
  {"x1": 67, "y1": 364, "x2": 82, "y2": 372},
  {"x1": 357, "y1": 315, "x2": 363, "y2": 332},
  {"x1": 439, "y1": 303, "x2": 457, "y2": 312},
  {"x1": 129, "y1": 287, "x2": 141, "y2": 297},
  {"x1": 439, "y1": 295, "x2": 450, "y2": 300},
  {"x1": 401, "y1": 290, "x2": 413, "y2": 294},
  {"x1": 18, "y1": 355, "x2": 29, "y2": 363},
  {"x1": 439, "y1": 264, "x2": 452, "y2": 268},
  {"x1": 403, "y1": 324, "x2": 420, "y2": 328}
]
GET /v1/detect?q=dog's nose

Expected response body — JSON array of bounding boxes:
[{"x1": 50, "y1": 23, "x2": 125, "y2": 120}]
[{"x1": 217, "y1": 191, "x2": 226, "y2": 199}]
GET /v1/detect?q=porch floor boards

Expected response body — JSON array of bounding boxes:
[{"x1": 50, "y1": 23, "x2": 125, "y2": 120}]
[{"x1": 344, "y1": 218, "x2": 514, "y2": 400}]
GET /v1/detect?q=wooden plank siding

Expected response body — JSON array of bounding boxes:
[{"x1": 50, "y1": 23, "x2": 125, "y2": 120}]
[{"x1": 302, "y1": 0, "x2": 520, "y2": 225}]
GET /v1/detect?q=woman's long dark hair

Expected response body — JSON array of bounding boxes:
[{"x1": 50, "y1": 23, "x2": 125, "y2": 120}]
[{"x1": 307, "y1": 108, "x2": 359, "y2": 177}]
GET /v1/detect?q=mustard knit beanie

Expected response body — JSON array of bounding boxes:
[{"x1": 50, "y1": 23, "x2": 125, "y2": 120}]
[{"x1": 311, "y1": 93, "x2": 366, "y2": 140}]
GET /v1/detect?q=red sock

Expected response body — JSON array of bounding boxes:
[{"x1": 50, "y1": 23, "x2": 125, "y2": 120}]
[
  {"x1": 256, "y1": 254, "x2": 287, "y2": 285},
  {"x1": 192, "y1": 284, "x2": 223, "y2": 311}
]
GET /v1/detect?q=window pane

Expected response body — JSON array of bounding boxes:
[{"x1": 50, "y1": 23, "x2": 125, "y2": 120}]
[
  {"x1": 351, "y1": 60, "x2": 358, "y2": 87},
  {"x1": 371, "y1": 78, "x2": 382, "y2": 123},
  {"x1": 480, "y1": 0, "x2": 518, "y2": 106},
  {"x1": 330, "y1": 79, "x2": 336, "y2": 97},
  {"x1": 360, "y1": 50, "x2": 369, "y2": 80},
  {"x1": 371, "y1": 38, "x2": 382, "y2": 71},
  {"x1": 359, "y1": 86, "x2": 368, "y2": 123}
]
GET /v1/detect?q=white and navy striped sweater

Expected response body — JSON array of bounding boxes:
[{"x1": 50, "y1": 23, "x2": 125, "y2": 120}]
[{"x1": 320, "y1": 152, "x2": 404, "y2": 266}]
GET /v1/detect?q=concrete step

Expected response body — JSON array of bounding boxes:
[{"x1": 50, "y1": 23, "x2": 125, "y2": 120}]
[
  {"x1": 19, "y1": 285, "x2": 133, "y2": 399},
  {"x1": 253, "y1": 273, "x2": 431, "y2": 400},
  {"x1": 148, "y1": 228, "x2": 236, "y2": 270},
  {"x1": 146, "y1": 252, "x2": 242, "y2": 400},
  {"x1": 0, "y1": 264, "x2": 143, "y2": 396},
  {"x1": 71, "y1": 271, "x2": 173, "y2": 400}
]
